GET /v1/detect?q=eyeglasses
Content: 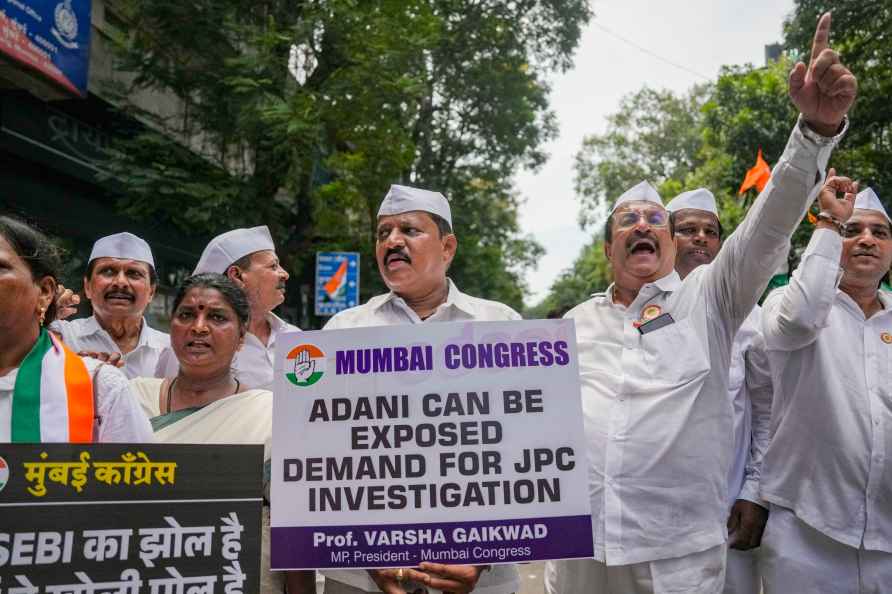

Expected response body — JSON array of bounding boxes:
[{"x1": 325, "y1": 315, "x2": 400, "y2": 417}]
[{"x1": 614, "y1": 208, "x2": 669, "y2": 230}]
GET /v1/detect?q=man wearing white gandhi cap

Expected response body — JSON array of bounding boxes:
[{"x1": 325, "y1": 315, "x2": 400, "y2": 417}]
[
  {"x1": 155, "y1": 225, "x2": 298, "y2": 390},
  {"x1": 51, "y1": 232, "x2": 170, "y2": 379},
  {"x1": 666, "y1": 188, "x2": 773, "y2": 594},
  {"x1": 320, "y1": 184, "x2": 520, "y2": 594},
  {"x1": 547, "y1": 14, "x2": 856, "y2": 592},
  {"x1": 759, "y1": 177, "x2": 892, "y2": 592}
]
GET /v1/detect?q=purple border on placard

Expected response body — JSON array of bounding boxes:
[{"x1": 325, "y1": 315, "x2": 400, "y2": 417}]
[{"x1": 271, "y1": 515, "x2": 593, "y2": 569}]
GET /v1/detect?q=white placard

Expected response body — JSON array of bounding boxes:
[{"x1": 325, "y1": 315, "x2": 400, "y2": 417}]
[{"x1": 270, "y1": 319, "x2": 593, "y2": 570}]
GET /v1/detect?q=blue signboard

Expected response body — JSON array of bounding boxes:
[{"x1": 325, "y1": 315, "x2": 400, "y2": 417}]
[
  {"x1": 0, "y1": 0, "x2": 92, "y2": 96},
  {"x1": 315, "y1": 252, "x2": 360, "y2": 316}
]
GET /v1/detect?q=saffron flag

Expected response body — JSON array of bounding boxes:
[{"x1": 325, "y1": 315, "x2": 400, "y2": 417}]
[{"x1": 738, "y1": 149, "x2": 771, "y2": 196}]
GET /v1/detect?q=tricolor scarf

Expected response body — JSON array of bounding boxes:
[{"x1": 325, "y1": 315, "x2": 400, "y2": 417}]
[{"x1": 10, "y1": 329, "x2": 94, "y2": 443}]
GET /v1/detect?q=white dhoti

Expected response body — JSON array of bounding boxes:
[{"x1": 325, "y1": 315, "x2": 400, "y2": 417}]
[
  {"x1": 722, "y1": 548, "x2": 761, "y2": 594},
  {"x1": 761, "y1": 505, "x2": 892, "y2": 594},
  {"x1": 544, "y1": 544, "x2": 726, "y2": 594}
]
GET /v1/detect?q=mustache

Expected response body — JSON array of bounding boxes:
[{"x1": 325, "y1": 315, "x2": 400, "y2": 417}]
[
  {"x1": 103, "y1": 290, "x2": 135, "y2": 301},
  {"x1": 625, "y1": 230, "x2": 658, "y2": 254},
  {"x1": 384, "y1": 248, "x2": 411, "y2": 264}
]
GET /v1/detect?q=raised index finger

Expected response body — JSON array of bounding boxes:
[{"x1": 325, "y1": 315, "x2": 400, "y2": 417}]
[{"x1": 810, "y1": 12, "x2": 831, "y2": 67}]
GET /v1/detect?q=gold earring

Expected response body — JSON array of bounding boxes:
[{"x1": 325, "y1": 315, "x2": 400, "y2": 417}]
[{"x1": 38, "y1": 307, "x2": 46, "y2": 327}]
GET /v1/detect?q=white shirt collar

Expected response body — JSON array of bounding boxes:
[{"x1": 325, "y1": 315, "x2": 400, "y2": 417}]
[
  {"x1": 374, "y1": 278, "x2": 475, "y2": 319},
  {"x1": 600, "y1": 270, "x2": 682, "y2": 304},
  {"x1": 84, "y1": 315, "x2": 165, "y2": 349}
]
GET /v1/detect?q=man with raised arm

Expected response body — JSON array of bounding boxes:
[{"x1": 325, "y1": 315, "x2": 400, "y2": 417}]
[
  {"x1": 759, "y1": 179, "x2": 892, "y2": 593},
  {"x1": 665, "y1": 189, "x2": 773, "y2": 594},
  {"x1": 320, "y1": 184, "x2": 520, "y2": 594},
  {"x1": 545, "y1": 13, "x2": 856, "y2": 594}
]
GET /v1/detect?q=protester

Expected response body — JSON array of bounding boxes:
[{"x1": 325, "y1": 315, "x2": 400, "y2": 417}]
[
  {"x1": 51, "y1": 232, "x2": 169, "y2": 379},
  {"x1": 155, "y1": 226, "x2": 297, "y2": 389},
  {"x1": 759, "y1": 180, "x2": 892, "y2": 592},
  {"x1": 545, "y1": 14, "x2": 855, "y2": 594},
  {"x1": 320, "y1": 184, "x2": 520, "y2": 594},
  {"x1": 131, "y1": 273, "x2": 301, "y2": 593},
  {"x1": 666, "y1": 189, "x2": 773, "y2": 594},
  {"x1": 0, "y1": 216, "x2": 153, "y2": 443}
]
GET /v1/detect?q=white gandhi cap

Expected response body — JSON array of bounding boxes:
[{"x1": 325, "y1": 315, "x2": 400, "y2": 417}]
[
  {"x1": 610, "y1": 181, "x2": 663, "y2": 215},
  {"x1": 666, "y1": 188, "x2": 719, "y2": 217},
  {"x1": 89, "y1": 232, "x2": 154, "y2": 268},
  {"x1": 378, "y1": 184, "x2": 452, "y2": 229},
  {"x1": 853, "y1": 187, "x2": 891, "y2": 222},
  {"x1": 193, "y1": 226, "x2": 275, "y2": 275}
]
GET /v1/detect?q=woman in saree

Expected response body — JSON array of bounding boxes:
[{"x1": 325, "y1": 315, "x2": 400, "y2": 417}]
[
  {"x1": 0, "y1": 215, "x2": 153, "y2": 443},
  {"x1": 131, "y1": 272, "x2": 313, "y2": 593}
]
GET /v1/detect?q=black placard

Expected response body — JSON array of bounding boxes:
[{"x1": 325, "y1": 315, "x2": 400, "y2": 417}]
[{"x1": 0, "y1": 444, "x2": 263, "y2": 593}]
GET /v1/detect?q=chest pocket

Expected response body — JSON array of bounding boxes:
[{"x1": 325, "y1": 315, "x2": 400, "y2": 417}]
[{"x1": 640, "y1": 316, "x2": 710, "y2": 385}]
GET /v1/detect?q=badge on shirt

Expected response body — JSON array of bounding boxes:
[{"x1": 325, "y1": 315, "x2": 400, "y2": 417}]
[
  {"x1": 637, "y1": 312, "x2": 675, "y2": 335},
  {"x1": 881, "y1": 332, "x2": 892, "y2": 344},
  {"x1": 641, "y1": 305, "x2": 662, "y2": 322},
  {"x1": 633, "y1": 304, "x2": 665, "y2": 330}
]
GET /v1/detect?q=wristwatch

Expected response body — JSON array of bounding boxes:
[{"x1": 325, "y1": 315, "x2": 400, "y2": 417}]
[
  {"x1": 798, "y1": 115, "x2": 849, "y2": 145},
  {"x1": 816, "y1": 211, "x2": 845, "y2": 235}
]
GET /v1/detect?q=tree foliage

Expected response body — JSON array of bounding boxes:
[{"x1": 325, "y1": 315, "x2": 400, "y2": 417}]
[
  {"x1": 100, "y1": 0, "x2": 590, "y2": 323},
  {"x1": 537, "y1": 58, "x2": 803, "y2": 310},
  {"x1": 573, "y1": 86, "x2": 710, "y2": 229},
  {"x1": 526, "y1": 239, "x2": 610, "y2": 319},
  {"x1": 533, "y1": 1, "x2": 892, "y2": 313},
  {"x1": 784, "y1": 1, "x2": 892, "y2": 204}
]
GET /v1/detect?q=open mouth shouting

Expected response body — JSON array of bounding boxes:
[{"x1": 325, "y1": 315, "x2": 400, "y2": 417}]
[
  {"x1": 627, "y1": 236, "x2": 658, "y2": 257},
  {"x1": 384, "y1": 248, "x2": 412, "y2": 271}
]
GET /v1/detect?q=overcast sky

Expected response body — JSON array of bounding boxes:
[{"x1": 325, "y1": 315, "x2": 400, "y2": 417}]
[{"x1": 517, "y1": 0, "x2": 796, "y2": 304}]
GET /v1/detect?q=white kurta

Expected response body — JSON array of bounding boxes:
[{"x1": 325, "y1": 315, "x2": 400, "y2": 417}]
[
  {"x1": 0, "y1": 357, "x2": 155, "y2": 443},
  {"x1": 724, "y1": 308, "x2": 772, "y2": 594},
  {"x1": 761, "y1": 228, "x2": 892, "y2": 553},
  {"x1": 321, "y1": 279, "x2": 521, "y2": 594},
  {"x1": 51, "y1": 316, "x2": 169, "y2": 379},
  {"x1": 155, "y1": 313, "x2": 299, "y2": 390},
  {"x1": 761, "y1": 505, "x2": 892, "y2": 594},
  {"x1": 726, "y1": 307, "x2": 772, "y2": 509},
  {"x1": 557, "y1": 118, "x2": 840, "y2": 578}
]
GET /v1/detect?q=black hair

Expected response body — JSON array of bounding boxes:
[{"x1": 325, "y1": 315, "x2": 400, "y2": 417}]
[
  {"x1": 228, "y1": 253, "x2": 254, "y2": 272},
  {"x1": 428, "y1": 212, "x2": 453, "y2": 238},
  {"x1": 668, "y1": 211, "x2": 723, "y2": 240},
  {"x1": 171, "y1": 273, "x2": 251, "y2": 332},
  {"x1": 0, "y1": 216, "x2": 62, "y2": 322},
  {"x1": 85, "y1": 258, "x2": 158, "y2": 287}
]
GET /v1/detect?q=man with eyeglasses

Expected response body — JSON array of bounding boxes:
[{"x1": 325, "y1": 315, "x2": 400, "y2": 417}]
[
  {"x1": 545, "y1": 13, "x2": 855, "y2": 594},
  {"x1": 758, "y1": 179, "x2": 892, "y2": 592},
  {"x1": 666, "y1": 189, "x2": 773, "y2": 594}
]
